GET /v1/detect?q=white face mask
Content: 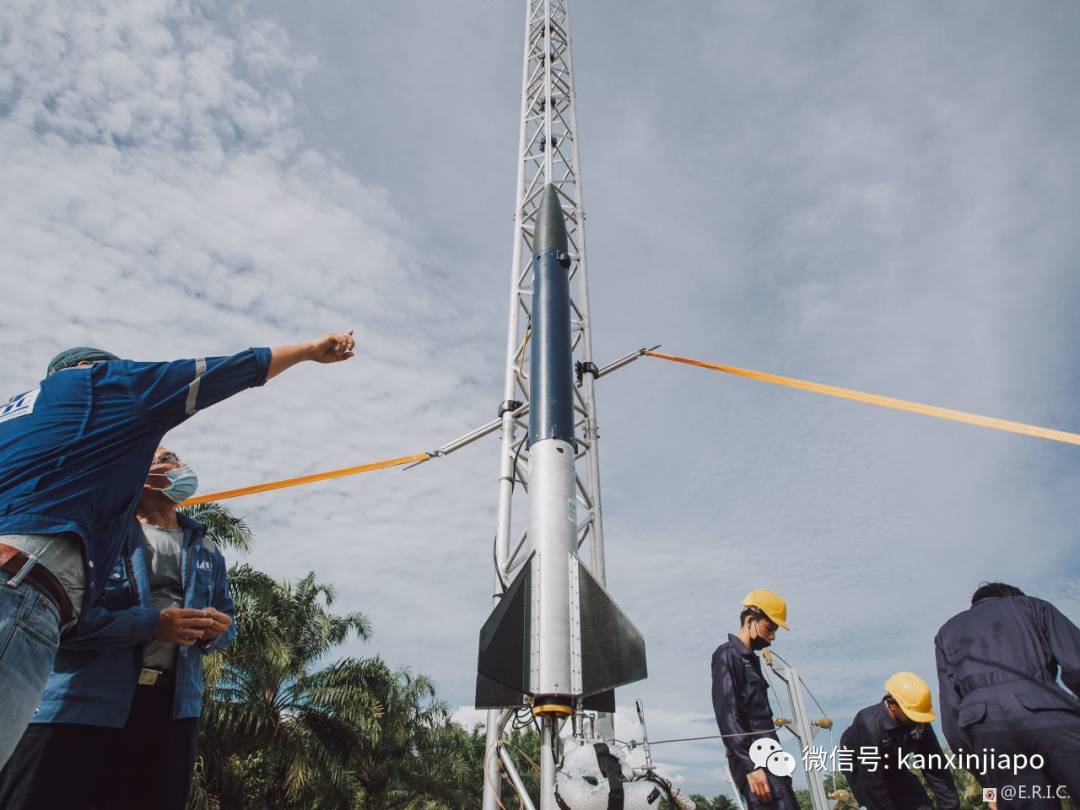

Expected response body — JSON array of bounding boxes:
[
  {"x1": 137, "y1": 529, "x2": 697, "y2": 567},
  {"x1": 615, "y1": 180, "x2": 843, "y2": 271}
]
[{"x1": 148, "y1": 465, "x2": 199, "y2": 503}]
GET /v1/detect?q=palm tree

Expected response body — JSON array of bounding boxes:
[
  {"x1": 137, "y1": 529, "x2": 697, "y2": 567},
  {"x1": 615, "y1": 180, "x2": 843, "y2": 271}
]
[
  {"x1": 180, "y1": 501, "x2": 253, "y2": 552},
  {"x1": 193, "y1": 565, "x2": 391, "y2": 810}
]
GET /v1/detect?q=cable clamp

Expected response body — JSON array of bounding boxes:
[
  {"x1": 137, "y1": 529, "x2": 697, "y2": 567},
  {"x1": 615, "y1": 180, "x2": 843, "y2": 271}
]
[
  {"x1": 499, "y1": 399, "x2": 523, "y2": 417},
  {"x1": 575, "y1": 361, "x2": 599, "y2": 385}
]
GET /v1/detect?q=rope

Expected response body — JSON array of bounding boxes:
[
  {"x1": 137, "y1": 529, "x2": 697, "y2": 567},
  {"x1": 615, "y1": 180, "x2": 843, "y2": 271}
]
[
  {"x1": 646, "y1": 351, "x2": 1080, "y2": 447},
  {"x1": 180, "y1": 453, "x2": 430, "y2": 506},
  {"x1": 630, "y1": 729, "x2": 779, "y2": 746}
]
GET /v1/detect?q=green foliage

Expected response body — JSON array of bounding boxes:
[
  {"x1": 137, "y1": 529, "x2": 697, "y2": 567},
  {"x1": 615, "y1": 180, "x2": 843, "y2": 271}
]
[
  {"x1": 180, "y1": 501, "x2": 253, "y2": 552},
  {"x1": 192, "y1": 565, "x2": 386, "y2": 809},
  {"x1": 674, "y1": 794, "x2": 739, "y2": 810},
  {"x1": 191, "y1": 561, "x2": 491, "y2": 809}
]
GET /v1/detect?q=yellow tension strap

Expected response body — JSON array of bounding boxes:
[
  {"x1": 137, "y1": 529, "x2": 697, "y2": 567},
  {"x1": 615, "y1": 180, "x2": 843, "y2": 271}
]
[
  {"x1": 181, "y1": 453, "x2": 430, "y2": 507},
  {"x1": 646, "y1": 351, "x2": 1080, "y2": 447}
]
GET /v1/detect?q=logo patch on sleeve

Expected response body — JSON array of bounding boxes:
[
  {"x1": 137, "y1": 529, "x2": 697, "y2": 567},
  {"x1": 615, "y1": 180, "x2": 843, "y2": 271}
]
[{"x1": 0, "y1": 389, "x2": 40, "y2": 425}]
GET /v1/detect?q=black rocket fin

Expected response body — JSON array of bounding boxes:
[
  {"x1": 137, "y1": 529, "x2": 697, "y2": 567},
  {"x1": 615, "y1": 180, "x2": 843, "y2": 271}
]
[
  {"x1": 581, "y1": 689, "x2": 616, "y2": 713},
  {"x1": 576, "y1": 561, "x2": 648, "y2": 697},
  {"x1": 474, "y1": 552, "x2": 648, "y2": 709},
  {"x1": 475, "y1": 555, "x2": 532, "y2": 709}
]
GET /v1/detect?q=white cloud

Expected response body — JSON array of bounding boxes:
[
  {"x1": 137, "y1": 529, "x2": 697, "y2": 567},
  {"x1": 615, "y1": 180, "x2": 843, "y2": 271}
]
[
  {"x1": 1, "y1": 0, "x2": 498, "y2": 723},
  {"x1": 5, "y1": 0, "x2": 1080, "y2": 799}
]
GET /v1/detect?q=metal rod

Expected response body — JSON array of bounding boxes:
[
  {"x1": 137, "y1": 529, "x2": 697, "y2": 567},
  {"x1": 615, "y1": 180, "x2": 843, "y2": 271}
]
[
  {"x1": 499, "y1": 745, "x2": 539, "y2": 810},
  {"x1": 482, "y1": 1, "x2": 536, "y2": 805},
  {"x1": 539, "y1": 716, "x2": 558, "y2": 810},
  {"x1": 766, "y1": 658, "x2": 829, "y2": 810},
  {"x1": 788, "y1": 667, "x2": 830, "y2": 810},
  {"x1": 483, "y1": 709, "x2": 514, "y2": 810},
  {"x1": 409, "y1": 345, "x2": 650, "y2": 468},
  {"x1": 596, "y1": 345, "x2": 661, "y2": 379}
]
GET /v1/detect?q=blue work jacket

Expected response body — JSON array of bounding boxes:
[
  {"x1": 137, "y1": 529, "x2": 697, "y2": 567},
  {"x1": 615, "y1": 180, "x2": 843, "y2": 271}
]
[
  {"x1": 32, "y1": 513, "x2": 236, "y2": 726},
  {"x1": 0, "y1": 349, "x2": 269, "y2": 613}
]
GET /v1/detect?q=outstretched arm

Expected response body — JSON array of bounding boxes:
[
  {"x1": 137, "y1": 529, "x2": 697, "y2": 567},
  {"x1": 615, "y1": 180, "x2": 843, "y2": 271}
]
[{"x1": 267, "y1": 331, "x2": 355, "y2": 380}]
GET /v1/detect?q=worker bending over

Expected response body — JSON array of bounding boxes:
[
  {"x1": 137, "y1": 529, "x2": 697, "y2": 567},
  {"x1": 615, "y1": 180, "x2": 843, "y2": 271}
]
[
  {"x1": 936, "y1": 582, "x2": 1080, "y2": 807},
  {"x1": 839, "y1": 672, "x2": 960, "y2": 810},
  {"x1": 711, "y1": 589, "x2": 800, "y2": 809}
]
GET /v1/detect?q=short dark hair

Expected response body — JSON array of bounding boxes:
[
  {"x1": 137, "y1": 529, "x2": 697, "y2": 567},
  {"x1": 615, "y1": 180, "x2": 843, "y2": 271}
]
[
  {"x1": 971, "y1": 582, "x2": 1025, "y2": 605},
  {"x1": 740, "y1": 607, "x2": 766, "y2": 626}
]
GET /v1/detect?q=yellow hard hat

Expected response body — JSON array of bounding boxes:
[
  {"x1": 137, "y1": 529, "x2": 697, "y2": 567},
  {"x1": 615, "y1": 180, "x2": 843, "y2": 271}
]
[
  {"x1": 742, "y1": 588, "x2": 790, "y2": 630},
  {"x1": 884, "y1": 672, "x2": 936, "y2": 723}
]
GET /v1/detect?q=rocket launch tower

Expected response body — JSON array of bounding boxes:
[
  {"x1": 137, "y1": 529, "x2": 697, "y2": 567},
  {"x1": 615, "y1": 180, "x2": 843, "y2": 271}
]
[{"x1": 477, "y1": 2, "x2": 647, "y2": 808}]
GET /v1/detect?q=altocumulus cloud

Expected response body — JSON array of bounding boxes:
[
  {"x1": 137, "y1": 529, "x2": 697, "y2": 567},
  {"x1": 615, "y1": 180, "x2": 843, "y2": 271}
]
[{"x1": 0, "y1": 0, "x2": 501, "y2": 716}]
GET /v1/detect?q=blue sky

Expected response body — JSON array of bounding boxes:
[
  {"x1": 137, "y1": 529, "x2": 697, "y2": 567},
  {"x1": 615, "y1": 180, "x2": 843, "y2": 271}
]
[{"x1": 3, "y1": 0, "x2": 1079, "y2": 798}]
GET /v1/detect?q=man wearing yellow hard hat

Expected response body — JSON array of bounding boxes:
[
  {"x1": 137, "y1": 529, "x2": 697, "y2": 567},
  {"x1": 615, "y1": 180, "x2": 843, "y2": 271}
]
[
  {"x1": 839, "y1": 672, "x2": 960, "y2": 810},
  {"x1": 711, "y1": 588, "x2": 799, "y2": 809}
]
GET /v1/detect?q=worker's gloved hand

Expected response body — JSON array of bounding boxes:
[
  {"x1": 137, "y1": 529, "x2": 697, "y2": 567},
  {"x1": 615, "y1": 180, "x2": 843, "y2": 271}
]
[
  {"x1": 307, "y1": 331, "x2": 355, "y2": 364},
  {"x1": 746, "y1": 768, "x2": 772, "y2": 803},
  {"x1": 200, "y1": 608, "x2": 233, "y2": 641},
  {"x1": 155, "y1": 607, "x2": 214, "y2": 645}
]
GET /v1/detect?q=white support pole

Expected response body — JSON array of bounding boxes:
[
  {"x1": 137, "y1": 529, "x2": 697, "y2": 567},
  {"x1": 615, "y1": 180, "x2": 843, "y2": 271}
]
[
  {"x1": 540, "y1": 717, "x2": 558, "y2": 810},
  {"x1": 500, "y1": 746, "x2": 539, "y2": 810},
  {"x1": 483, "y1": 709, "x2": 513, "y2": 810},
  {"x1": 786, "y1": 667, "x2": 830, "y2": 810},
  {"x1": 767, "y1": 659, "x2": 829, "y2": 810}
]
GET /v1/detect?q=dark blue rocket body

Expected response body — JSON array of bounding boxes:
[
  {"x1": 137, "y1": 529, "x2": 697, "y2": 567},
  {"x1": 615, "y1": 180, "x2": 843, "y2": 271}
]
[{"x1": 528, "y1": 184, "x2": 575, "y2": 448}]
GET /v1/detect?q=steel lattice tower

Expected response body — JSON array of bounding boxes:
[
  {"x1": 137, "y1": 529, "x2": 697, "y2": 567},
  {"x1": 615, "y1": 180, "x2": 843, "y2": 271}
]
[{"x1": 482, "y1": 1, "x2": 611, "y2": 807}]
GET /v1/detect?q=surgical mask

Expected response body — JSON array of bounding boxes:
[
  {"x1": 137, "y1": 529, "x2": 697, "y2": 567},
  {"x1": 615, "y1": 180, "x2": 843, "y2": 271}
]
[{"x1": 149, "y1": 465, "x2": 199, "y2": 503}]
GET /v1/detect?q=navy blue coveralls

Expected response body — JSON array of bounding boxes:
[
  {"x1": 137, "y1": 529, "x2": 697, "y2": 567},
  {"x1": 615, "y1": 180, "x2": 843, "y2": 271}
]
[
  {"x1": 711, "y1": 634, "x2": 800, "y2": 809},
  {"x1": 839, "y1": 700, "x2": 960, "y2": 810},
  {"x1": 935, "y1": 595, "x2": 1080, "y2": 807}
]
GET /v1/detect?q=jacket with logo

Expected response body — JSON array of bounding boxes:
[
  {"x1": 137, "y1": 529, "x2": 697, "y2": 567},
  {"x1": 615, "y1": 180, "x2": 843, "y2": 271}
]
[
  {"x1": 32, "y1": 512, "x2": 235, "y2": 726},
  {"x1": 0, "y1": 349, "x2": 269, "y2": 612}
]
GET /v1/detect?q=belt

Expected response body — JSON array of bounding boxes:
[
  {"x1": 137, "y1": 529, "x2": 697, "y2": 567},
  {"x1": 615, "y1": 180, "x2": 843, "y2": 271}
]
[
  {"x1": 138, "y1": 667, "x2": 175, "y2": 687},
  {"x1": 0, "y1": 543, "x2": 76, "y2": 627},
  {"x1": 956, "y1": 670, "x2": 1043, "y2": 696}
]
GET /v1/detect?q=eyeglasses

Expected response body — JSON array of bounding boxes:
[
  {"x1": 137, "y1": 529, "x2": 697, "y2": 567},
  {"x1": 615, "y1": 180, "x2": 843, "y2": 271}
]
[{"x1": 154, "y1": 452, "x2": 181, "y2": 465}]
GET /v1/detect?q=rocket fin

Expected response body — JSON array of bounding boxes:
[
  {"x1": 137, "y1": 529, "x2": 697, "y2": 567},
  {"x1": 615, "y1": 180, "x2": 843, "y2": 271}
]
[
  {"x1": 475, "y1": 555, "x2": 533, "y2": 708},
  {"x1": 580, "y1": 689, "x2": 616, "y2": 713},
  {"x1": 576, "y1": 560, "x2": 648, "y2": 697}
]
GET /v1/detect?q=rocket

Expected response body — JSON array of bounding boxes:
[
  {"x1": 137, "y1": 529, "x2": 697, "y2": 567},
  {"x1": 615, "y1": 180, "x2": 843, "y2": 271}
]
[{"x1": 475, "y1": 185, "x2": 647, "y2": 716}]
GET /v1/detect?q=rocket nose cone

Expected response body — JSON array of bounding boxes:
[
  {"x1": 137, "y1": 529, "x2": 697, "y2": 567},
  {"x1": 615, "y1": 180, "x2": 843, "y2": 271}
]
[{"x1": 534, "y1": 184, "x2": 569, "y2": 259}]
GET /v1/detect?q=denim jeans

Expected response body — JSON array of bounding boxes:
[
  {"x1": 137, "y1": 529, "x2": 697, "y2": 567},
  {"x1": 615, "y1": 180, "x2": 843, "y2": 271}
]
[{"x1": 0, "y1": 570, "x2": 60, "y2": 768}]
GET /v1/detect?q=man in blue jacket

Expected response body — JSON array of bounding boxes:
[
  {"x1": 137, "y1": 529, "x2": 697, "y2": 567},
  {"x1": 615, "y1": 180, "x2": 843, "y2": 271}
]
[
  {"x1": 935, "y1": 582, "x2": 1080, "y2": 807},
  {"x1": 0, "y1": 447, "x2": 237, "y2": 809},
  {"x1": 0, "y1": 330, "x2": 355, "y2": 765}
]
